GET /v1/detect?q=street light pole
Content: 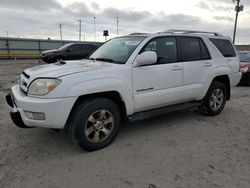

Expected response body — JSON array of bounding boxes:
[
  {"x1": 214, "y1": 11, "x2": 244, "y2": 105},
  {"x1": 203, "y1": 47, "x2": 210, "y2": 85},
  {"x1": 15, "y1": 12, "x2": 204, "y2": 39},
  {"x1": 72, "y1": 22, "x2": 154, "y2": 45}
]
[
  {"x1": 59, "y1": 24, "x2": 62, "y2": 40},
  {"x1": 116, "y1": 16, "x2": 119, "y2": 37},
  {"x1": 233, "y1": 0, "x2": 244, "y2": 44},
  {"x1": 94, "y1": 15, "x2": 96, "y2": 42},
  {"x1": 78, "y1": 20, "x2": 83, "y2": 41}
]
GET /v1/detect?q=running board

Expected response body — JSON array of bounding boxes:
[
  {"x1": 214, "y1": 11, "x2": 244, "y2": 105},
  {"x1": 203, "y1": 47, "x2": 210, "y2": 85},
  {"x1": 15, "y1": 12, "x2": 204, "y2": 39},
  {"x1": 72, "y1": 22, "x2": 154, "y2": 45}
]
[{"x1": 128, "y1": 102, "x2": 201, "y2": 123}]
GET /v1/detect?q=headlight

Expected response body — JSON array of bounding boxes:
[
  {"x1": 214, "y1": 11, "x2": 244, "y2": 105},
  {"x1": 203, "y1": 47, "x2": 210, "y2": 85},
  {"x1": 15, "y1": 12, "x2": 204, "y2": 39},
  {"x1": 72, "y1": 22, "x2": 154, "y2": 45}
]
[
  {"x1": 28, "y1": 78, "x2": 61, "y2": 96},
  {"x1": 240, "y1": 67, "x2": 248, "y2": 73}
]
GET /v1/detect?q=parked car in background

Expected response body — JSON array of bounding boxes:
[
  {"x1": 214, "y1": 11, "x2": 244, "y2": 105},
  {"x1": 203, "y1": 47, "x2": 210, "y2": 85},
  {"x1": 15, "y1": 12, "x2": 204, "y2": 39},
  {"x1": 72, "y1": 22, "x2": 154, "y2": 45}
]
[
  {"x1": 238, "y1": 51, "x2": 250, "y2": 85},
  {"x1": 41, "y1": 43, "x2": 101, "y2": 63}
]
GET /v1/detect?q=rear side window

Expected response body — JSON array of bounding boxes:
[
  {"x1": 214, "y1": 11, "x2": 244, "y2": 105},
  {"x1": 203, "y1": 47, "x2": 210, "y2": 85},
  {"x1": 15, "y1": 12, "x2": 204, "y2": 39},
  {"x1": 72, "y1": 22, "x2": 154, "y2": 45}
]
[
  {"x1": 200, "y1": 40, "x2": 210, "y2": 60},
  {"x1": 210, "y1": 38, "x2": 236, "y2": 57},
  {"x1": 179, "y1": 37, "x2": 210, "y2": 61}
]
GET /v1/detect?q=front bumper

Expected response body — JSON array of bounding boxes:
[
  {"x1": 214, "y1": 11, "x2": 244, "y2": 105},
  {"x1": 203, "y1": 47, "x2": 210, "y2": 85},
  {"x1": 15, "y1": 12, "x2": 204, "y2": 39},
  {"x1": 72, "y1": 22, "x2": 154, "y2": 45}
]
[
  {"x1": 6, "y1": 93, "x2": 30, "y2": 128},
  {"x1": 6, "y1": 85, "x2": 77, "y2": 129},
  {"x1": 41, "y1": 56, "x2": 54, "y2": 63}
]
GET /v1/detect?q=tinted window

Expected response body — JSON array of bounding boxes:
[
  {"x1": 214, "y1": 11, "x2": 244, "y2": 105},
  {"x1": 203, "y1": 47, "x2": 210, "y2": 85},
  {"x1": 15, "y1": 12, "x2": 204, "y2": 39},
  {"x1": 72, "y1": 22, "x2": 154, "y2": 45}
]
[
  {"x1": 70, "y1": 44, "x2": 81, "y2": 51},
  {"x1": 58, "y1": 43, "x2": 73, "y2": 50},
  {"x1": 210, "y1": 38, "x2": 236, "y2": 57},
  {"x1": 143, "y1": 37, "x2": 177, "y2": 64},
  {"x1": 180, "y1": 37, "x2": 201, "y2": 61},
  {"x1": 180, "y1": 37, "x2": 211, "y2": 61},
  {"x1": 200, "y1": 40, "x2": 210, "y2": 59}
]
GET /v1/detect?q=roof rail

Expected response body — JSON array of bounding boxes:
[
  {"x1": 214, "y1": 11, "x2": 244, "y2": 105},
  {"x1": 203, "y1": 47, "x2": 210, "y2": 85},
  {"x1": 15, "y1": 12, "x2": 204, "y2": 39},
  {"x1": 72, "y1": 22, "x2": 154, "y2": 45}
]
[
  {"x1": 129, "y1": 33, "x2": 150, "y2": 36},
  {"x1": 159, "y1": 29, "x2": 223, "y2": 36}
]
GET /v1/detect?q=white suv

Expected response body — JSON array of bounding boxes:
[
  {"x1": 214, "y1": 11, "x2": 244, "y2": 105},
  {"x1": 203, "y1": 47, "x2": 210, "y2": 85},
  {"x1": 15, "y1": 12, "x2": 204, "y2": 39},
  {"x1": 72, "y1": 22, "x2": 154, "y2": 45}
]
[{"x1": 6, "y1": 30, "x2": 241, "y2": 151}]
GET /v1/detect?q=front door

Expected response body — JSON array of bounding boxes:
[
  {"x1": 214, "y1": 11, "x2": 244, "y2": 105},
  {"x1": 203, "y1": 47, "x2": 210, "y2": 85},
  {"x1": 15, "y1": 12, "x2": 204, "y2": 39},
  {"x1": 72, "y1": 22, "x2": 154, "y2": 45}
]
[{"x1": 133, "y1": 37, "x2": 183, "y2": 112}]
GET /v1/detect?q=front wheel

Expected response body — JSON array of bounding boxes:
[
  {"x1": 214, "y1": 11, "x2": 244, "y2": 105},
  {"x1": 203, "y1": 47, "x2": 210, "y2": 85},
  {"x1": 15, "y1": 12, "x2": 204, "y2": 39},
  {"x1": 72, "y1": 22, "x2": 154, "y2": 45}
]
[
  {"x1": 199, "y1": 81, "x2": 227, "y2": 116},
  {"x1": 67, "y1": 98, "x2": 121, "y2": 151}
]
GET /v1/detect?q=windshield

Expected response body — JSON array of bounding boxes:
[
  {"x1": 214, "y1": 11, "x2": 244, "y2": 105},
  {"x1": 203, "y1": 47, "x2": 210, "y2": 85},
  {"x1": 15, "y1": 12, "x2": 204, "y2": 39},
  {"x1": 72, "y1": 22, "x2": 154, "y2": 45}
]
[
  {"x1": 238, "y1": 52, "x2": 250, "y2": 62},
  {"x1": 89, "y1": 36, "x2": 146, "y2": 64},
  {"x1": 58, "y1": 43, "x2": 73, "y2": 50}
]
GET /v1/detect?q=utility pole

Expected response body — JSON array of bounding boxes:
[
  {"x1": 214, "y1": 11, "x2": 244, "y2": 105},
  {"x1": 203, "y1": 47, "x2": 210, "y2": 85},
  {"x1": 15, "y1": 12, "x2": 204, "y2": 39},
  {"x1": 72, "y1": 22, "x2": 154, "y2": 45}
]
[
  {"x1": 116, "y1": 16, "x2": 119, "y2": 37},
  {"x1": 233, "y1": 0, "x2": 244, "y2": 44},
  {"x1": 78, "y1": 20, "x2": 83, "y2": 41},
  {"x1": 6, "y1": 31, "x2": 9, "y2": 38},
  {"x1": 59, "y1": 24, "x2": 62, "y2": 40},
  {"x1": 94, "y1": 15, "x2": 96, "y2": 42}
]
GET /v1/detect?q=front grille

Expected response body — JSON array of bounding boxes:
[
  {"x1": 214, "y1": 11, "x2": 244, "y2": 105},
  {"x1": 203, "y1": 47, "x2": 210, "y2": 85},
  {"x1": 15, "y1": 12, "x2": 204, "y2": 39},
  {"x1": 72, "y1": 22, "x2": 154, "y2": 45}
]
[
  {"x1": 20, "y1": 87, "x2": 27, "y2": 95},
  {"x1": 19, "y1": 72, "x2": 30, "y2": 95},
  {"x1": 22, "y1": 71, "x2": 30, "y2": 79}
]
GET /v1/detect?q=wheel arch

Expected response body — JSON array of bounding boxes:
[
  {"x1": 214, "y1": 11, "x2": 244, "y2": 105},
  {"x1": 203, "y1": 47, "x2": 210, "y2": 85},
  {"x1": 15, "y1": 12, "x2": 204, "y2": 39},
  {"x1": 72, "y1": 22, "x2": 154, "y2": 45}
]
[
  {"x1": 64, "y1": 91, "x2": 127, "y2": 130},
  {"x1": 212, "y1": 75, "x2": 230, "y2": 100}
]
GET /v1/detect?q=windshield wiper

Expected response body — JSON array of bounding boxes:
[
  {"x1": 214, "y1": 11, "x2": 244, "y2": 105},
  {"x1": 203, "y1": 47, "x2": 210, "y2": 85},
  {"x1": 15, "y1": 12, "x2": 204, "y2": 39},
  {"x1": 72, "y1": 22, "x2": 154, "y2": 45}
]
[{"x1": 95, "y1": 58, "x2": 114, "y2": 63}]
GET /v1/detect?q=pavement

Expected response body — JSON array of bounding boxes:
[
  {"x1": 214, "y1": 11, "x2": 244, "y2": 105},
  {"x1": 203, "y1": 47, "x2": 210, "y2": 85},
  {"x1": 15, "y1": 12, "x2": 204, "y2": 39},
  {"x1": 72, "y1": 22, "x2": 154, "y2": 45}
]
[{"x1": 0, "y1": 60, "x2": 250, "y2": 188}]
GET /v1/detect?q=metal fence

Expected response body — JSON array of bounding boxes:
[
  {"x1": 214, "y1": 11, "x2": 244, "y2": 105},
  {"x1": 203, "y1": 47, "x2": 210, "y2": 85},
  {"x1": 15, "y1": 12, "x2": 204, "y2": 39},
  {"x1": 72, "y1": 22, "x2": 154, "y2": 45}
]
[
  {"x1": 0, "y1": 37, "x2": 102, "y2": 59},
  {"x1": 0, "y1": 36, "x2": 249, "y2": 59},
  {"x1": 235, "y1": 45, "x2": 250, "y2": 51}
]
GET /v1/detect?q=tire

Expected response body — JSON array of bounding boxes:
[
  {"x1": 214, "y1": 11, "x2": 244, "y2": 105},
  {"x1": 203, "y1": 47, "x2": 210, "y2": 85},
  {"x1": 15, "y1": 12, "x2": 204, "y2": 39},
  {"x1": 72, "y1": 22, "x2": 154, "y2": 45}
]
[
  {"x1": 246, "y1": 73, "x2": 250, "y2": 86},
  {"x1": 54, "y1": 56, "x2": 63, "y2": 62},
  {"x1": 67, "y1": 98, "x2": 121, "y2": 151},
  {"x1": 199, "y1": 81, "x2": 227, "y2": 116}
]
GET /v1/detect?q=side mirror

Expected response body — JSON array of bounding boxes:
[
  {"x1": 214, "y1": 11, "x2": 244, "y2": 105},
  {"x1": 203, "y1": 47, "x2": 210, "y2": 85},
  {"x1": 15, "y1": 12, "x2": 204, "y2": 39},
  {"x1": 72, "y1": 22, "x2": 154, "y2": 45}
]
[
  {"x1": 67, "y1": 48, "x2": 72, "y2": 52},
  {"x1": 134, "y1": 51, "x2": 157, "y2": 67}
]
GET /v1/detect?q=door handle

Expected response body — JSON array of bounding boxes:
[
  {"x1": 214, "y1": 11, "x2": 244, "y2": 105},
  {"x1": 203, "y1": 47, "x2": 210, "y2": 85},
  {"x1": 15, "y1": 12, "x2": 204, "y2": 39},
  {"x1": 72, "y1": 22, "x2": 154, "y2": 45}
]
[
  {"x1": 172, "y1": 65, "x2": 182, "y2": 71},
  {"x1": 204, "y1": 62, "x2": 212, "y2": 67}
]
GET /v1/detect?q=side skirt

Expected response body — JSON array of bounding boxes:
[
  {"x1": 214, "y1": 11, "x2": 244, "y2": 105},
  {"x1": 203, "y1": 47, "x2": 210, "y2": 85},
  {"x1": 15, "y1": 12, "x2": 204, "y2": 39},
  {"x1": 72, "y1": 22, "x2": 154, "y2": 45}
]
[{"x1": 128, "y1": 101, "x2": 201, "y2": 123}]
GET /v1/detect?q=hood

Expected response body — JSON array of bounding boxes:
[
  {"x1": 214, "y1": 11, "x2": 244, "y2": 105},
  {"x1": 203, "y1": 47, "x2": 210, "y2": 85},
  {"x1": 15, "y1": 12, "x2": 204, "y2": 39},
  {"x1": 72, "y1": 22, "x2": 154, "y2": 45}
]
[
  {"x1": 24, "y1": 60, "x2": 117, "y2": 79},
  {"x1": 43, "y1": 49, "x2": 59, "y2": 54}
]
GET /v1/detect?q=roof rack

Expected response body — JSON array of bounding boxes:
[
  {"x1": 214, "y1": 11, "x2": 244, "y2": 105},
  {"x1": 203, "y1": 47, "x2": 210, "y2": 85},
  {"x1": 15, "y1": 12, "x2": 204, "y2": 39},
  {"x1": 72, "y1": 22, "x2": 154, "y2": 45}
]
[
  {"x1": 129, "y1": 33, "x2": 150, "y2": 36},
  {"x1": 159, "y1": 29, "x2": 223, "y2": 36}
]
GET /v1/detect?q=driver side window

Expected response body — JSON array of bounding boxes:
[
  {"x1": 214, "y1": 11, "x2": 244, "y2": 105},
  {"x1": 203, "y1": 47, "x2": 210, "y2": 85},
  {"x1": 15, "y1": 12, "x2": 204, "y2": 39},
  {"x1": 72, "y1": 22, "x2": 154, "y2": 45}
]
[{"x1": 142, "y1": 37, "x2": 177, "y2": 64}]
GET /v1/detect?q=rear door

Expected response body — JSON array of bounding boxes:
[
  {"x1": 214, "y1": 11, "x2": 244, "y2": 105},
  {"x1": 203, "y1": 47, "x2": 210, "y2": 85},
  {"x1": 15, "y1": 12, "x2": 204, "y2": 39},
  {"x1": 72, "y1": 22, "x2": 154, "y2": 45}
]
[{"x1": 179, "y1": 36, "x2": 214, "y2": 101}]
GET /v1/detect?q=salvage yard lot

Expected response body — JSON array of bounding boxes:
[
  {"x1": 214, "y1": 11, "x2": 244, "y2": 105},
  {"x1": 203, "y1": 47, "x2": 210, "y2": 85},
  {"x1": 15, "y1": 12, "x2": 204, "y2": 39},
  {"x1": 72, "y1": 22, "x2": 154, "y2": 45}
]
[{"x1": 0, "y1": 60, "x2": 250, "y2": 188}]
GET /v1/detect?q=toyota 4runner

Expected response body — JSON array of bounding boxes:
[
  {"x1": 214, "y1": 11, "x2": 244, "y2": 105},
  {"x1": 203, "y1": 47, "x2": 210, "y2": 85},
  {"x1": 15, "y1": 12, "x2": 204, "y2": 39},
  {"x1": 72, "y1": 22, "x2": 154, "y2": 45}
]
[{"x1": 6, "y1": 30, "x2": 241, "y2": 151}]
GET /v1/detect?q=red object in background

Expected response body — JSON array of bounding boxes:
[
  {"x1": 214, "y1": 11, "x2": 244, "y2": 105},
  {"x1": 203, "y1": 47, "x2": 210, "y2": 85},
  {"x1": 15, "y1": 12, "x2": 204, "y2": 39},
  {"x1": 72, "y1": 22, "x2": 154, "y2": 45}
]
[{"x1": 238, "y1": 51, "x2": 250, "y2": 85}]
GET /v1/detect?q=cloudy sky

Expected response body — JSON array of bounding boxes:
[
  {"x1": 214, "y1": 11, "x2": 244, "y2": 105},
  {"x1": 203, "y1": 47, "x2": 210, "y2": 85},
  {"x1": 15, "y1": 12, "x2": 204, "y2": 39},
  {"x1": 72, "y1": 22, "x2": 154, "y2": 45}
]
[{"x1": 0, "y1": 0, "x2": 249, "y2": 44}]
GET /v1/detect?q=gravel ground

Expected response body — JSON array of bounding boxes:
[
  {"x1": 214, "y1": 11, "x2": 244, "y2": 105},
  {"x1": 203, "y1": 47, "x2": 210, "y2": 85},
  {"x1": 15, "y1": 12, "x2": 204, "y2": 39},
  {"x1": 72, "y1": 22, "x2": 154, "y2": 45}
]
[{"x1": 0, "y1": 60, "x2": 250, "y2": 188}]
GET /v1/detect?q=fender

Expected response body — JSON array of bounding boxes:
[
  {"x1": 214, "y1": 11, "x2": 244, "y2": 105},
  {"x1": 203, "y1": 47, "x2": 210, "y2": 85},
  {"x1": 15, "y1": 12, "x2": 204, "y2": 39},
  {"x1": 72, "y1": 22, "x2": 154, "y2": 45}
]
[
  {"x1": 198, "y1": 66, "x2": 231, "y2": 100},
  {"x1": 65, "y1": 78, "x2": 134, "y2": 115}
]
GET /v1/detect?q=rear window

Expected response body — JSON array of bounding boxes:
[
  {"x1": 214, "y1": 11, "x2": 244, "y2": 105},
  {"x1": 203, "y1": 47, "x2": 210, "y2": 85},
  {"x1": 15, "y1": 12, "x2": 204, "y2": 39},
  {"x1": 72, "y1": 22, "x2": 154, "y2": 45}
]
[{"x1": 210, "y1": 38, "x2": 236, "y2": 57}]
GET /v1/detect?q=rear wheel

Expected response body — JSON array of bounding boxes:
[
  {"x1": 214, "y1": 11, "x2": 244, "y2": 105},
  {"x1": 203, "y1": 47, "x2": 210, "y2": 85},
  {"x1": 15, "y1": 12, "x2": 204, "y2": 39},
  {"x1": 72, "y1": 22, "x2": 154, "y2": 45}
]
[
  {"x1": 67, "y1": 98, "x2": 121, "y2": 151},
  {"x1": 199, "y1": 81, "x2": 227, "y2": 116}
]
